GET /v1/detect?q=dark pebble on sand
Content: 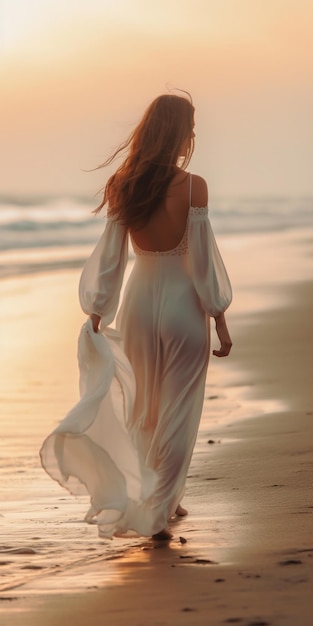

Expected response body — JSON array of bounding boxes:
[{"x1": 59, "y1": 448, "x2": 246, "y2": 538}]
[
  {"x1": 215, "y1": 578, "x2": 225, "y2": 582},
  {"x1": 181, "y1": 607, "x2": 197, "y2": 612},
  {"x1": 21, "y1": 565, "x2": 44, "y2": 570},
  {"x1": 279, "y1": 559, "x2": 302, "y2": 566},
  {"x1": 207, "y1": 439, "x2": 216, "y2": 444},
  {"x1": 225, "y1": 619, "x2": 243, "y2": 624},
  {"x1": 179, "y1": 555, "x2": 193, "y2": 559},
  {"x1": 194, "y1": 558, "x2": 217, "y2": 564},
  {"x1": 179, "y1": 536, "x2": 187, "y2": 544}
]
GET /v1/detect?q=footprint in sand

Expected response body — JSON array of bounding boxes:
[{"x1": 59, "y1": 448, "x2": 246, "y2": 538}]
[
  {"x1": 225, "y1": 621, "x2": 270, "y2": 626},
  {"x1": 278, "y1": 559, "x2": 302, "y2": 566}
]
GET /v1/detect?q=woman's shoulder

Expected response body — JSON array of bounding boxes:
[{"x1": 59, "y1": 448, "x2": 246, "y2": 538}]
[{"x1": 190, "y1": 173, "x2": 208, "y2": 207}]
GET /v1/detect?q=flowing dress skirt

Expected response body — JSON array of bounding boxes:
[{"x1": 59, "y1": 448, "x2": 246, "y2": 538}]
[{"x1": 116, "y1": 253, "x2": 210, "y2": 532}]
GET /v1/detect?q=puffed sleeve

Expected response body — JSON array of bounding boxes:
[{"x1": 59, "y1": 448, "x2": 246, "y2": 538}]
[
  {"x1": 188, "y1": 207, "x2": 232, "y2": 317},
  {"x1": 79, "y1": 218, "x2": 128, "y2": 326}
]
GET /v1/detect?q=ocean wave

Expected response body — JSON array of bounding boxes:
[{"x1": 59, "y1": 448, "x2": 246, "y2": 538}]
[
  {"x1": 0, "y1": 194, "x2": 312, "y2": 278},
  {"x1": 0, "y1": 244, "x2": 136, "y2": 280}
]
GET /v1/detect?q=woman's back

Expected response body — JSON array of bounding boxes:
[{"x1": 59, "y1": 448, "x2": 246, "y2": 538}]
[{"x1": 130, "y1": 171, "x2": 208, "y2": 253}]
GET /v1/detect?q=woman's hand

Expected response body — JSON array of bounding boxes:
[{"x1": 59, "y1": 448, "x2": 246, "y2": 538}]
[
  {"x1": 90, "y1": 313, "x2": 101, "y2": 333},
  {"x1": 213, "y1": 313, "x2": 232, "y2": 357}
]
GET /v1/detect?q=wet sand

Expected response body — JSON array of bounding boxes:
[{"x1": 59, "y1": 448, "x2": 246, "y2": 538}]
[{"x1": 0, "y1": 228, "x2": 312, "y2": 625}]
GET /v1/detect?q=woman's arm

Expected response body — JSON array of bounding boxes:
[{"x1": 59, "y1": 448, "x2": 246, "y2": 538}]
[
  {"x1": 213, "y1": 312, "x2": 232, "y2": 357},
  {"x1": 79, "y1": 219, "x2": 128, "y2": 331}
]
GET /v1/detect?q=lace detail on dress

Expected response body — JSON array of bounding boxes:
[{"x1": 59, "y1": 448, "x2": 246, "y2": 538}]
[
  {"x1": 131, "y1": 206, "x2": 208, "y2": 257},
  {"x1": 189, "y1": 206, "x2": 208, "y2": 218}
]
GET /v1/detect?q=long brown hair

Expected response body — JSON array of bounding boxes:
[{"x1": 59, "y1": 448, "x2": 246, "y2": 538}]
[{"x1": 93, "y1": 93, "x2": 195, "y2": 230}]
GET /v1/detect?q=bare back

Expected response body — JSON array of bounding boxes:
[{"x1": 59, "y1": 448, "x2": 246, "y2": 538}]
[{"x1": 130, "y1": 170, "x2": 208, "y2": 253}]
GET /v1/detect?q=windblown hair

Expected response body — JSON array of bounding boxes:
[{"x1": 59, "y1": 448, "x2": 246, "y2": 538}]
[{"x1": 93, "y1": 93, "x2": 195, "y2": 230}]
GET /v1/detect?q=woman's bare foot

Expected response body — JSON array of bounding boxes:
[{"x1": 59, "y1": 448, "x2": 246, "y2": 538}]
[
  {"x1": 152, "y1": 528, "x2": 173, "y2": 541},
  {"x1": 175, "y1": 504, "x2": 188, "y2": 517}
]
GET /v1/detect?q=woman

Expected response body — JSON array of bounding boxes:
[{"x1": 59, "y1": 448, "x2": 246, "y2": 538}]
[{"x1": 40, "y1": 93, "x2": 232, "y2": 541}]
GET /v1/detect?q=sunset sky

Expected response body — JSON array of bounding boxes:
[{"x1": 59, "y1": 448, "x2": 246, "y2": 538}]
[{"x1": 1, "y1": 0, "x2": 313, "y2": 197}]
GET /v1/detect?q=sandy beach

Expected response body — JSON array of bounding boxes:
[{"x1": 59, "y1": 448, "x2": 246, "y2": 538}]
[{"x1": 0, "y1": 227, "x2": 312, "y2": 625}]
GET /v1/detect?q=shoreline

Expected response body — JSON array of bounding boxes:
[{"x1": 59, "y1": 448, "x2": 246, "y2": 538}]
[{"x1": 0, "y1": 230, "x2": 313, "y2": 625}]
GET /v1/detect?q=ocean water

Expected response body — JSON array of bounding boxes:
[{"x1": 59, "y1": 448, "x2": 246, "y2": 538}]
[{"x1": 0, "y1": 194, "x2": 312, "y2": 279}]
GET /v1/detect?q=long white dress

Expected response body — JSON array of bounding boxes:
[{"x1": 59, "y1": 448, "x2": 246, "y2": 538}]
[{"x1": 40, "y1": 189, "x2": 232, "y2": 539}]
